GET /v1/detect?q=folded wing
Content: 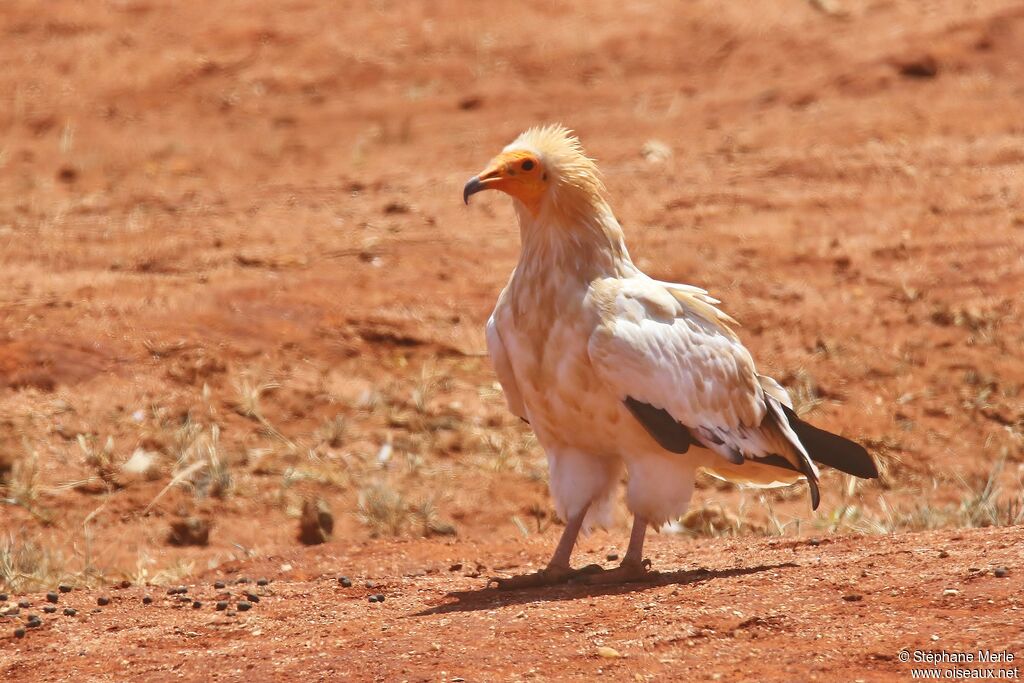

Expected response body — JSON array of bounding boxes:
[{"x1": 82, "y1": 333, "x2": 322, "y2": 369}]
[{"x1": 587, "y1": 277, "x2": 823, "y2": 508}]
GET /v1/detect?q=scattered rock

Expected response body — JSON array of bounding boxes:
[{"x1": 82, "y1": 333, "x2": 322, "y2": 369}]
[
  {"x1": 236, "y1": 577, "x2": 250, "y2": 585},
  {"x1": 808, "y1": 538, "x2": 822, "y2": 547},
  {"x1": 383, "y1": 201, "x2": 410, "y2": 215},
  {"x1": 214, "y1": 581, "x2": 226, "y2": 589},
  {"x1": 167, "y1": 517, "x2": 211, "y2": 547},
  {"x1": 143, "y1": 596, "x2": 153, "y2": 605},
  {"x1": 26, "y1": 616, "x2": 42, "y2": 628},
  {"x1": 121, "y1": 448, "x2": 160, "y2": 480},
  {"x1": 597, "y1": 646, "x2": 622, "y2": 659},
  {"x1": 237, "y1": 601, "x2": 252, "y2": 612},
  {"x1": 641, "y1": 140, "x2": 672, "y2": 164},
  {"x1": 368, "y1": 595, "x2": 379, "y2": 603},
  {"x1": 192, "y1": 601, "x2": 202, "y2": 609},
  {"x1": 842, "y1": 594, "x2": 863, "y2": 602},
  {"x1": 448, "y1": 564, "x2": 462, "y2": 572},
  {"x1": 216, "y1": 601, "x2": 228, "y2": 611},
  {"x1": 63, "y1": 608, "x2": 76, "y2": 617},
  {"x1": 375, "y1": 594, "x2": 385, "y2": 602},
  {"x1": 994, "y1": 567, "x2": 1008, "y2": 578},
  {"x1": 244, "y1": 592, "x2": 260, "y2": 604},
  {"x1": 42, "y1": 606, "x2": 56, "y2": 614},
  {"x1": 45, "y1": 592, "x2": 59, "y2": 604},
  {"x1": 458, "y1": 95, "x2": 483, "y2": 111},
  {"x1": 0, "y1": 593, "x2": 6, "y2": 601},
  {"x1": 14, "y1": 628, "x2": 25, "y2": 638},
  {"x1": 298, "y1": 497, "x2": 334, "y2": 545},
  {"x1": 938, "y1": 550, "x2": 949, "y2": 558},
  {"x1": 943, "y1": 589, "x2": 959, "y2": 596},
  {"x1": 56, "y1": 165, "x2": 78, "y2": 183},
  {"x1": 606, "y1": 553, "x2": 619, "y2": 562},
  {"x1": 337, "y1": 576, "x2": 352, "y2": 587},
  {"x1": 17, "y1": 601, "x2": 30, "y2": 609},
  {"x1": 897, "y1": 54, "x2": 939, "y2": 79},
  {"x1": 58, "y1": 585, "x2": 72, "y2": 594},
  {"x1": 256, "y1": 578, "x2": 269, "y2": 587},
  {"x1": 119, "y1": 580, "x2": 131, "y2": 589},
  {"x1": 97, "y1": 596, "x2": 110, "y2": 606}
]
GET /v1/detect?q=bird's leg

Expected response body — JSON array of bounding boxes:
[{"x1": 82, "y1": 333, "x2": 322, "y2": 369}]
[
  {"x1": 573, "y1": 515, "x2": 658, "y2": 585},
  {"x1": 489, "y1": 505, "x2": 601, "y2": 590}
]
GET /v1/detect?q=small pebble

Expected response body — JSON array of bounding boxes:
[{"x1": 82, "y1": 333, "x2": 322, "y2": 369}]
[
  {"x1": 214, "y1": 581, "x2": 226, "y2": 590},
  {"x1": 58, "y1": 585, "x2": 72, "y2": 594},
  {"x1": 26, "y1": 617, "x2": 42, "y2": 629},
  {"x1": 938, "y1": 550, "x2": 949, "y2": 558},
  {"x1": 237, "y1": 601, "x2": 252, "y2": 612},
  {"x1": 236, "y1": 577, "x2": 250, "y2": 585},
  {"x1": 994, "y1": 567, "x2": 1009, "y2": 578},
  {"x1": 97, "y1": 596, "x2": 110, "y2": 606},
  {"x1": 215, "y1": 601, "x2": 228, "y2": 611},
  {"x1": 226, "y1": 610, "x2": 236, "y2": 617},
  {"x1": 943, "y1": 589, "x2": 959, "y2": 596},
  {"x1": 192, "y1": 601, "x2": 202, "y2": 609},
  {"x1": 175, "y1": 586, "x2": 188, "y2": 594},
  {"x1": 177, "y1": 595, "x2": 192, "y2": 604},
  {"x1": 63, "y1": 608, "x2": 76, "y2": 617},
  {"x1": 17, "y1": 601, "x2": 30, "y2": 609},
  {"x1": 368, "y1": 595, "x2": 379, "y2": 603},
  {"x1": 808, "y1": 538, "x2": 821, "y2": 547},
  {"x1": 606, "y1": 553, "x2": 619, "y2": 562},
  {"x1": 46, "y1": 592, "x2": 59, "y2": 604},
  {"x1": 364, "y1": 581, "x2": 377, "y2": 589},
  {"x1": 142, "y1": 596, "x2": 153, "y2": 605},
  {"x1": 448, "y1": 563, "x2": 462, "y2": 572},
  {"x1": 42, "y1": 606, "x2": 56, "y2": 614},
  {"x1": 375, "y1": 594, "x2": 386, "y2": 602},
  {"x1": 842, "y1": 594, "x2": 863, "y2": 602},
  {"x1": 256, "y1": 578, "x2": 269, "y2": 587},
  {"x1": 0, "y1": 593, "x2": 6, "y2": 601},
  {"x1": 166, "y1": 587, "x2": 177, "y2": 595},
  {"x1": 338, "y1": 576, "x2": 352, "y2": 588},
  {"x1": 13, "y1": 628, "x2": 25, "y2": 639},
  {"x1": 244, "y1": 592, "x2": 260, "y2": 604},
  {"x1": 120, "y1": 580, "x2": 131, "y2": 589}
]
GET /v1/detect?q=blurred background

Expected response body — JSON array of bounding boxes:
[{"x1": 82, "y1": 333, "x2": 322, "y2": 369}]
[{"x1": 1, "y1": 0, "x2": 1022, "y2": 588}]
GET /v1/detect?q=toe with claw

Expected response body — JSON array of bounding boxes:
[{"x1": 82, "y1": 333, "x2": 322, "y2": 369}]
[
  {"x1": 572, "y1": 558, "x2": 659, "y2": 585},
  {"x1": 488, "y1": 563, "x2": 605, "y2": 590}
]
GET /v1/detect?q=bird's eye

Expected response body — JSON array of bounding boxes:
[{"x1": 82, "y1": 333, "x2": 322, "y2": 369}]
[{"x1": 521, "y1": 160, "x2": 535, "y2": 171}]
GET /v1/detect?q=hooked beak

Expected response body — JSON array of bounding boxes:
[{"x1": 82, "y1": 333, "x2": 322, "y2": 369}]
[
  {"x1": 463, "y1": 163, "x2": 505, "y2": 205},
  {"x1": 463, "y1": 176, "x2": 484, "y2": 205}
]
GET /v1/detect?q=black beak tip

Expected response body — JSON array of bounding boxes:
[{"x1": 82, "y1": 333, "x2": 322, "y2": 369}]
[{"x1": 463, "y1": 176, "x2": 482, "y2": 205}]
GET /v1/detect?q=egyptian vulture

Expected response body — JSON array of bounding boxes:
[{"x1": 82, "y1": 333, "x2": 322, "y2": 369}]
[{"x1": 464, "y1": 125, "x2": 877, "y2": 587}]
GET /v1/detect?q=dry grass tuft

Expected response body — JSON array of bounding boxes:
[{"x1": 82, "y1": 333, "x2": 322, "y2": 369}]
[{"x1": 0, "y1": 533, "x2": 62, "y2": 592}]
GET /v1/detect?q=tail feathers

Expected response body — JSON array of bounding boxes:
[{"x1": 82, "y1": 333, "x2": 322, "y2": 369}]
[
  {"x1": 765, "y1": 399, "x2": 820, "y2": 510},
  {"x1": 781, "y1": 405, "x2": 878, "y2": 479}
]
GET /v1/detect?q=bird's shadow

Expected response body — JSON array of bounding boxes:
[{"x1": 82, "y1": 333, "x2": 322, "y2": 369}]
[{"x1": 411, "y1": 561, "x2": 799, "y2": 617}]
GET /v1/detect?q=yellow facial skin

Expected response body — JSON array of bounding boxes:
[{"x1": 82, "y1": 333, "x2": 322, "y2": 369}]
[{"x1": 463, "y1": 151, "x2": 548, "y2": 216}]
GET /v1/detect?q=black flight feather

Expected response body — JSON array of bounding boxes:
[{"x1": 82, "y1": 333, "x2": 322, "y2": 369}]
[
  {"x1": 624, "y1": 397, "x2": 696, "y2": 454},
  {"x1": 781, "y1": 404, "x2": 878, "y2": 479}
]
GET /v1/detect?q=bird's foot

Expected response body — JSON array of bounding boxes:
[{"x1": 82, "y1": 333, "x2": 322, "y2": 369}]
[
  {"x1": 488, "y1": 563, "x2": 604, "y2": 590},
  {"x1": 571, "y1": 558, "x2": 659, "y2": 585}
]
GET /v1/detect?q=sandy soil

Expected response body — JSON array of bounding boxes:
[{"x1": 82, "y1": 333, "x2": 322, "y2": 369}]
[{"x1": 1, "y1": 0, "x2": 1022, "y2": 680}]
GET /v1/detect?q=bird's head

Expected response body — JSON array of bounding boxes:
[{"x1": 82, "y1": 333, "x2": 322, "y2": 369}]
[{"x1": 463, "y1": 124, "x2": 605, "y2": 219}]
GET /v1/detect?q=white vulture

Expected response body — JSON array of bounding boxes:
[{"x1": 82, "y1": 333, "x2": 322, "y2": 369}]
[{"x1": 464, "y1": 125, "x2": 878, "y2": 588}]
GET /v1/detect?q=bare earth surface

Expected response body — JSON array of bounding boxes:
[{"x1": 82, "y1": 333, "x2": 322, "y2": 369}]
[{"x1": 1, "y1": 1, "x2": 1023, "y2": 681}]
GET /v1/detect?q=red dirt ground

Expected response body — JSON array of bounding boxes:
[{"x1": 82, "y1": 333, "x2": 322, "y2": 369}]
[{"x1": 1, "y1": 0, "x2": 1023, "y2": 680}]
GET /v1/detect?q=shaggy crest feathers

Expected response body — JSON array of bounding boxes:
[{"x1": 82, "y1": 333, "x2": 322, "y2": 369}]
[{"x1": 506, "y1": 124, "x2": 607, "y2": 218}]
